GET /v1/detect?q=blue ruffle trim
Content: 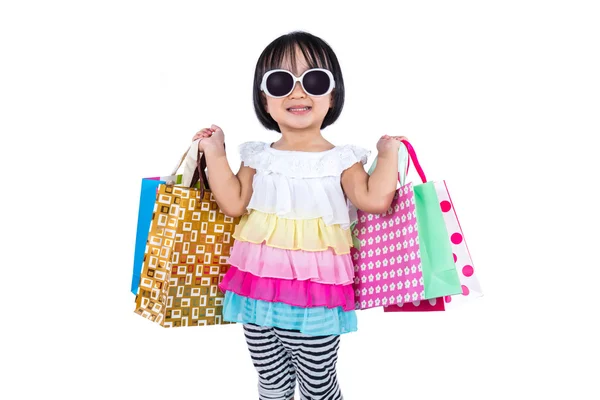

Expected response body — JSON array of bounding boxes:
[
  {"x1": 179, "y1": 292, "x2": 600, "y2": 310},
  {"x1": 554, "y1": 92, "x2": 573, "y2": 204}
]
[{"x1": 223, "y1": 292, "x2": 357, "y2": 336}]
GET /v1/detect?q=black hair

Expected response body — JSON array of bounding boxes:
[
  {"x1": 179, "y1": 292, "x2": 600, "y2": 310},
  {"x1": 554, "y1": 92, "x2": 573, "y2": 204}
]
[{"x1": 252, "y1": 31, "x2": 345, "y2": 133}]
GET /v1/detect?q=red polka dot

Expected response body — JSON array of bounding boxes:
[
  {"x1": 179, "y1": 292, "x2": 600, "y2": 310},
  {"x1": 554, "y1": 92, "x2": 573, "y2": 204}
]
[
  {"x1": 462, "y1": 265, "x2": 474, "y2": 277},
  {"x1": 444, "y1": 295, "x2": 452, "y2": 303},
  {"x1": 440, "y1": 201, "x2": 452, "y2": 212},
  {"x1": 451, "y1": 233, "x2": 463, "y2": 244},
  {"x1": 453, "y1": 253, "x2": 457, "y2": 262},
  {"x1": 461, "y1": 285, "x2": 470, "y2": 296}
]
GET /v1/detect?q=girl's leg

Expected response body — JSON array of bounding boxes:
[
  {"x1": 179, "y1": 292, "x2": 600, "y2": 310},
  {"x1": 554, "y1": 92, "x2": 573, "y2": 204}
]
[
  {"x1": 274, "y1": 328, "x2": 343, "y2": 400},
  {"x1": 243, "y1": 324, "x2": 297, "y2": 400}
]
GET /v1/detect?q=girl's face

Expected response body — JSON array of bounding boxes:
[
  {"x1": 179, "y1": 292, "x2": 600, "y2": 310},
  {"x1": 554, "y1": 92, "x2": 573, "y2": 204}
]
[{"x1": 262, "y1": 48, "x2": 333, "y2": 134}]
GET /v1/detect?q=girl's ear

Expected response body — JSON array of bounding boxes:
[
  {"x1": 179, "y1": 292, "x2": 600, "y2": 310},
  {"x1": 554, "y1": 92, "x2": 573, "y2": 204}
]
[{"x1": 329, "y1": 91, "x2": 335, "y2": 109}]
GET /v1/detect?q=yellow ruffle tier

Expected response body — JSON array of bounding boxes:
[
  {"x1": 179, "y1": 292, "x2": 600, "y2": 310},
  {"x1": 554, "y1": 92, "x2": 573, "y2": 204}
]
[{"x1": 233, "y1": 210, "x2": 353, "y2": 255}]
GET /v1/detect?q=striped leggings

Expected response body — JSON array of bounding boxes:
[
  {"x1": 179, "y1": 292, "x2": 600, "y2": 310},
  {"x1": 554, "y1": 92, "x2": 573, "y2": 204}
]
[{"x1": 243, "y1": 324, "x2": 344, "y2": 400}]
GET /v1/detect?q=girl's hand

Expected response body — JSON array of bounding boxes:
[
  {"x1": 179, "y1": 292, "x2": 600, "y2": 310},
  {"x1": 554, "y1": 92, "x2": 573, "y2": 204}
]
[
  {"x1": 376, "y1": 135, "x2": 408, "y2": 156},
  {"x1": 192, "y1": 124, "x2": 226, "y2": 153}
]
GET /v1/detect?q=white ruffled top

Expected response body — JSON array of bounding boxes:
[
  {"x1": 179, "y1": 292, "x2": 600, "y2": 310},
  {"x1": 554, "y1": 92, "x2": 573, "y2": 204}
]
[{"x1": 239, "y1": 141, "x2": 370, "y2": 229}]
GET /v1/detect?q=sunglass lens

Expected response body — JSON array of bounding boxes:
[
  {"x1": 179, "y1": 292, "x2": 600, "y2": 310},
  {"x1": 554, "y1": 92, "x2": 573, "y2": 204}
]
[
  {"x1": 266, "y1": 71, "x2": 294, "y2": 97},
  {"x1": 303, "y1": 70, "x2": 331, "y2": 96}
]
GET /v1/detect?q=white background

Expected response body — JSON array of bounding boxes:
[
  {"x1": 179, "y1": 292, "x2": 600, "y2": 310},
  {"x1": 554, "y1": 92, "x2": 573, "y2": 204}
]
[{"x1": 1, "y1": 1, "x2": 599, "y2": 399}]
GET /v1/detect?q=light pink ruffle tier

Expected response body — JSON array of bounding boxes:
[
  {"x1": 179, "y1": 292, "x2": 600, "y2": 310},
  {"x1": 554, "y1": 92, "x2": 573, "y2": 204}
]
[
  {"x1": 229, "y1": 241, "x2": 355, "y2": 285},
  {"x1": 219, "y1": 266, "x2": 356, "y2": 311}
]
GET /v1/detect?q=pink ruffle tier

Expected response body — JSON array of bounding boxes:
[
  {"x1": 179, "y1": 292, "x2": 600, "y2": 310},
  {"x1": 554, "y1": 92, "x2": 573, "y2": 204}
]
[
  {"x1": 219, "y1": 266, "x2": 356, "y2": 311},
  {"x1": 228, "y1": 240, "x2": 354, "y2": 285}
]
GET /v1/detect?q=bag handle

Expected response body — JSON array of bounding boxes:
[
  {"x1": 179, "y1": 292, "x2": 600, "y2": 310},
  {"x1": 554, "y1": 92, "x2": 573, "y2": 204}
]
[
  {"x1": 190, "y1": 151, "x2": 210, "y2": 197},
  {"x1": 168, "y1": 139, "x2": 210, "y2": 195},
  {"x1": 365, "y1": 139, "x2": 427, "y2": 184},
  {"x1": 168, "y1": 139, "x2": 227, "y2": 197},
  {"x1": 401, "y1": 140, "x2": 427, "y2": 183}
]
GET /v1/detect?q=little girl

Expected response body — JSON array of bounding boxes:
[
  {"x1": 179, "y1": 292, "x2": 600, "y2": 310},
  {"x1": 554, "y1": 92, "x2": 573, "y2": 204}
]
[{"x1": 193, "y1": 31, "x2": 406, "y2": 400}]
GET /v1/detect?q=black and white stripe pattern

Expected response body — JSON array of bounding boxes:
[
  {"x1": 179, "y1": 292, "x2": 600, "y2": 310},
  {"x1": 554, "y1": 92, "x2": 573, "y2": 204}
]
[{"x1": 243, "y1": 324, "x2": 343, "y2": 400}]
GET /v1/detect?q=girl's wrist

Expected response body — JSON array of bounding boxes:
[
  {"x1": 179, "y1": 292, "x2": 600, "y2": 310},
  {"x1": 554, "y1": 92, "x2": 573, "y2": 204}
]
[
  {"x1": 203, "y1": 142, "x2": 226, "y2": 156},
  {"x1": 376, "y1": 148, "x2": 398, "y2": 160}
]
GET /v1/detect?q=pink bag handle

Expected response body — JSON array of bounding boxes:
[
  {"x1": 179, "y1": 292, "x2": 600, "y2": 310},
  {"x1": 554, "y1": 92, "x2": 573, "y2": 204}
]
[{"x1": 401, "y1": 140, "x2": 428, "y2": 183}]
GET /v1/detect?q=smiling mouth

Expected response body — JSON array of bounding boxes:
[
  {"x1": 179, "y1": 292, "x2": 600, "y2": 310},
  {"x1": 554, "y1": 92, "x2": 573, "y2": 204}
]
[{"x1": 287, "y1": 106, "x2": 312, "y2": 112}]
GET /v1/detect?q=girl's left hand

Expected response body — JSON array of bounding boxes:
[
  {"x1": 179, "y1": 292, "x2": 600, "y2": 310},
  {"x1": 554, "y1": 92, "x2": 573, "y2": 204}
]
[{"x1": 376, "y1": 135, "x2": 408, "y2": 155}]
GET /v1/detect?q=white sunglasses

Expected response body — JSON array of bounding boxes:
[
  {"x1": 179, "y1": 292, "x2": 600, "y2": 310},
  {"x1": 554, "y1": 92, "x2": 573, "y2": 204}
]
[{"x1": 260, "y1": 68, "x2": 335, "y2": 98}]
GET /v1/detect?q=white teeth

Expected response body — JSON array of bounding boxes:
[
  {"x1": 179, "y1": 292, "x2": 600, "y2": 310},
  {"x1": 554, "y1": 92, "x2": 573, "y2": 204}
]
[{"x1": 288, "y1": 107, "x2": 310, "y2": 111}]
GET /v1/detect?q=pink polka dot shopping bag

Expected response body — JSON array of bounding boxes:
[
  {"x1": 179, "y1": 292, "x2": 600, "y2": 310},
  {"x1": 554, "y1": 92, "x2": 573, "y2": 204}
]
[{"x1": 351, "y1": 140, "x2": 482, "y2": 312}]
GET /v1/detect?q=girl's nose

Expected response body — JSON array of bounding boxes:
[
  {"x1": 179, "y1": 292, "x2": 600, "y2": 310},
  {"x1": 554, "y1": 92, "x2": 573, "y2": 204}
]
[{"x1": 289, "y1": 81, "x2": 306, "y2": 97}]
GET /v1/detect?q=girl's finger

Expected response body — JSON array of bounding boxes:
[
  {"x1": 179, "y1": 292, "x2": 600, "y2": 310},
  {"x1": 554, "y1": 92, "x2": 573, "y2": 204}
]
[
  {"x1": 193, "y1": 132, "x2": 210, "y2": 140},
  {"x1": 193, "y1": 128, "x2": 214, "y2": 141}
]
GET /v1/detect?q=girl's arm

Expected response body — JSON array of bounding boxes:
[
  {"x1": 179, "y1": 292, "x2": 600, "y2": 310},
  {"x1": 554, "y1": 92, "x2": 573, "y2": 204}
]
[
  {"x1": 205, "y1": 154, "x2": 255, "y2": 218},
  {"x1": 194, "y1": 125, "x2": 255, "y2": 218},
  {"x1": 341, "y1": 135, "x2": 405, "y2": 214}
]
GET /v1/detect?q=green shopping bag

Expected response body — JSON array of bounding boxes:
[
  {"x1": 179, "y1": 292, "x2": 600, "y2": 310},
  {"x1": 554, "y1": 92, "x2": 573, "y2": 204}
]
[{"x1": 413, "y1": 181, "x2": 461, "y2": 298}]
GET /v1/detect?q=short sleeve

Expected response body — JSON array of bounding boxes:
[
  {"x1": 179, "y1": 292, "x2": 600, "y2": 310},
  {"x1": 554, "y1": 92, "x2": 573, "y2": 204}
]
[
  {"x1": 339, "y1": 145, "x2": 371, "y2": 171},
  {"x1": 239, "y1": 141, "x2": 266, "y2": 168}
]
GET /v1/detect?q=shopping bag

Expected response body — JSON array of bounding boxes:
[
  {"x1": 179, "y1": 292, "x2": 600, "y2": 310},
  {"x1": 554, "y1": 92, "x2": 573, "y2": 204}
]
[
  {"x1": 131, "y1": 143, "x2": 219, "y2": 294},
  {"x1": 351, "y1": 141, "x2": 462, "y2": 310},
  {"x1": 434, "y1": 180, "x2": 483, "y2": 307},
  {"x1": 382, "y1": 140, "x2": 482, "y2": 312},
  {"x1": 133, "y1": 140, "x2": 240, "y2": 327},
  {"x1": 131, "y1": 176, "x2": 178, "y2": 294}
]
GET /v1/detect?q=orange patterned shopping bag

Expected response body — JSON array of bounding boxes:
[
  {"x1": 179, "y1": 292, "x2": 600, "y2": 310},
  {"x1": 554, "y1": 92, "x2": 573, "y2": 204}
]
[{"x1": 134, "y1": 141, "x2": 240, "y2": 327}]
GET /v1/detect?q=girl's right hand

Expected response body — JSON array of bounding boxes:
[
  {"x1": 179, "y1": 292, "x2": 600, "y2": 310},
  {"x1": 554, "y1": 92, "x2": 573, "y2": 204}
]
[{"x1": 192, "y1": 124, "x2": 225, "y2": 153}]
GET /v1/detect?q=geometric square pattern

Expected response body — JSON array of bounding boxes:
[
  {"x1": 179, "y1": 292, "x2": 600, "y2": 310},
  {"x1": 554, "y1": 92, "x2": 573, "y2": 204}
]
[{"x1": 134, "y1": 184, "x2": 240, "y2": 327}]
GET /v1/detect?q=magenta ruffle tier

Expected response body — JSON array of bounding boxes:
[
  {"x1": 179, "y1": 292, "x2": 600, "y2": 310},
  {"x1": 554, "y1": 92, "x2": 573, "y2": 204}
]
[{"x1": 219, "y1": 265, "x2": 356, "y2": 311}]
